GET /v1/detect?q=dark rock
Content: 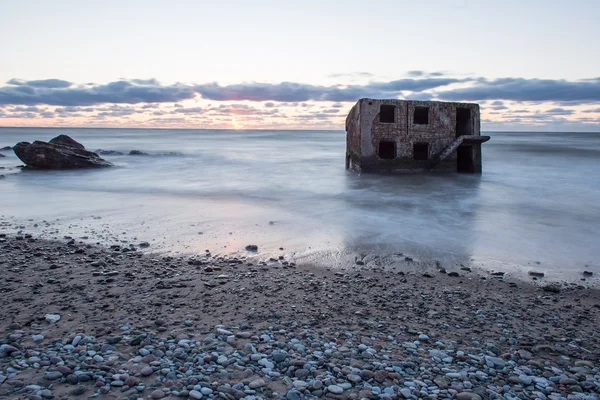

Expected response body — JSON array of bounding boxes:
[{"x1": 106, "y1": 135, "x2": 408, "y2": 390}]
[
  {"x1": 129, "y1": 150, "x2": 148, "y2": 156},
  {"x1": 0, "y1": 153, "x2": 5, "y2": 157},
  {"x1": 583, "y1": 271, "x2": 593, "y2": 277},
  {"x1": 44, "y1": 371, "x2": 63, "y2": 380},
  {"x1": 542, "y1": 284, "x2": 561, "y2": 293},
  {"x1": 95, "y1": 149, "x2": 124, "y2": 156},
  {"x1": 73, "y1": 385, "x2": 86, "y2": 395},
  {"x1": 528, "y1": 271, "x2": 545, "y2": 277},
  {"x1": 447, "y1": 271, "x2": 460, "y2": 277},
  {"x1": 13, "y1": 135, "x2": 112, "y2": 169},
  {"x1": 48, "y1": 134, "x2": 85, "y2": 150},
  {"x1": 0, "y1": 146, "x2": 12, "y2": 151},
  {"x1": 245, "y1": 244, "x2": 258, "y2": 252},
  {"x1": 129, "y1": 335, "x2": 145, "y2": 346}
]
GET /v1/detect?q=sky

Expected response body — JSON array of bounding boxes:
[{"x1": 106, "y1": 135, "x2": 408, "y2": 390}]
[{"x1": 0, "y1": 0, "x2": 599, "y2": 131}]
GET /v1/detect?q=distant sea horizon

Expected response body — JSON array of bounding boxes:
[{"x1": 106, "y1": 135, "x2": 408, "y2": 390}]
[{"x1": 1, "y1": 125, "x2": 599, "y2": 134}]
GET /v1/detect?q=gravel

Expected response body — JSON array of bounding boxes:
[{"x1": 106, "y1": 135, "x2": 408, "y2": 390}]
[{"x1": 0, "y1": 234, "x2": 599, "y2": 399}]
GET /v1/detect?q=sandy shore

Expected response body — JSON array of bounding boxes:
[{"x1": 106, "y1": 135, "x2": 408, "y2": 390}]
[{"x1": 1, "y1": 232, "x2": 599, "y2": 399}]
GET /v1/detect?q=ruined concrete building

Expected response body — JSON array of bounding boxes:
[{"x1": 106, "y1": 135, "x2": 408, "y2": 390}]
[{"x1": 345, "y1": 99, "x2": 490, "y2": 173}]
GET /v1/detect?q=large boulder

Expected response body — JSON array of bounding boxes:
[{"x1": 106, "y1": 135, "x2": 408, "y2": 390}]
[{"x1": 13, "y1": 135, "x2": 113, "y2": 169}]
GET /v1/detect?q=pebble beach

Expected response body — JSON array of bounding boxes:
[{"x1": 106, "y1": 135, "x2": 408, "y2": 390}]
[{"x1": 0, "y1": 230, "x2": 599, "y2": 400}]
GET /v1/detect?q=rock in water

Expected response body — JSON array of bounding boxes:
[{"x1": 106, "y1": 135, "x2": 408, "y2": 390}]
[
  {"x1": 13, "y1": 135, "x2": 113, "y2": 169},
  {"x1": 95, "y1": 149, "x2": 124, "y2": 156},
  {"x1": 0, "y1": 153, "x2": 5, "y2": 157},
  {"x1": 129, "y1": 150, "x2": 148, "y2": 156}
]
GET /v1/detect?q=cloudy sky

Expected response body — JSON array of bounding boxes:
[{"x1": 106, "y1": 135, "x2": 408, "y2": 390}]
[{"x1": 1, "y1": 0, "x2": 599, "y2": 131}]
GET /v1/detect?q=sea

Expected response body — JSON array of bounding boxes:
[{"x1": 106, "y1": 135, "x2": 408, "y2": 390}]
[{"x1": 1, "y1": 127, "x2": 599, "y2": 281}]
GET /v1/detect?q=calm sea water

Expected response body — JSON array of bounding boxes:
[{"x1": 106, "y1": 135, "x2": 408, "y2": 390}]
[{"x1": 1, "y1": 127, "x2": 599, "y2": 280}]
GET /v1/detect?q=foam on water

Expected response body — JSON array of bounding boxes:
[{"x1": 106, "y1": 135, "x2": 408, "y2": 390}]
[{"x1": 1, "y1": 127, "x2": 599, "y2": 280}]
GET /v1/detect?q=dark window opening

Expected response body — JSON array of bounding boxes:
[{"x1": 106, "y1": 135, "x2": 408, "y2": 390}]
[
  {"x1": 457, "y1": 145, "x2": 474, "y2": 173},
  {"x1": 413, "y1": 143, "x2": 429, "y2": 161},
  {"x1": 380, "y1": 105, "x2": 395, "y2": 123},
  {"x1": 379, "y1": 141, "x2": 396, "y2": 159},
  {"x1": 456, "y1": 108, "x2": 472, "y2": 137},
  {"x1": 414, "y1": 107, "x2": 429, "y2": 125}
]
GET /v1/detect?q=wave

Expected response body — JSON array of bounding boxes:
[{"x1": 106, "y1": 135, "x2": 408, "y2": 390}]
[{"x1": 95, "y1": 149, "x2": 185, "y2": 157}]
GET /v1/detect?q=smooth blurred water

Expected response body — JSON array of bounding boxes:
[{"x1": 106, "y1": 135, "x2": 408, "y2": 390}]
[{"x1": 1, "y1": 127, "x2": 599, "y2": 279}]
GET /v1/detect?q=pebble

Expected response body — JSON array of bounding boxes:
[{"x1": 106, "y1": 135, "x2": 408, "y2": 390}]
[
  {"x1": 327, "y1": 384, "x2": 344, "y2": 394},
  {"x1": 45, "y1": 371, "x2": 63, "y2": 380},
  {"x1": 73, "y1": 385, "x2": 86, "y2": 395},
  {"x1": 249, "y1": 378, "x2": 265, "y2": 389},
  {"x1": 151, "y1": 389, "x2": 166, "y2": 398},
  {"x1": 456, "y1": 393, "x2": 482, "y2": 400},
  {"x1": 189, "y1": 389, "x2": 203, "y2": 399},
  {"x1": 485, "y1": 356, "x2": 506, "y2": 367},
  {"x1": 44, "y1": 314, "x2": 60, "y2": 323}
]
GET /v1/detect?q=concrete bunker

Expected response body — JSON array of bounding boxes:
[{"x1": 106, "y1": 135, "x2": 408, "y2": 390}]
[{"x1": 345, "y1": 99, "x2": 490, "y2": 173}]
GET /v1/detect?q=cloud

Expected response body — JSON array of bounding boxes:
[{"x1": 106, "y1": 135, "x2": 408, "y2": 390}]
[
  {"x1": 510, "y1": 109, "x2": 531, "y2": 114},
  {"x1": 545, "y1": 108, "x2": 574, "y2": 115},
  {"x1": 7, "y1": 78, "x2": 72, "y2": 89},
  {"x1": 1, "y1": 74, "x2": 600, "y2": 132},
  {"x1": 437, "y1": 78, "x2": 600, "y2": 103},
  {"x1": 172, "y1": 107, "x2": 204, "y2": 114},
  {"x1": 406, "y1": 70, "x2": 446, "y2": 78},
  {"x1": 365, "y1": 78, "x2": 464, "y2": 92},
  {"x1": 94, "y1": 105, "x2": 140, "y2": 118},
  {"x1": 294, "y1": 113, "x2": 336, "y2": 120},
  {"x1": 8, "y1": 106, "x2": 45, "y2": 113},
  {"x1": 206, "y1": 104, "x2": 280, "y2": 116},
  {"x1": 193, "y1": 78, "x2": 461, "y2": 103},
  {"x1": 328, "y1": 72, "x2": 373, "y2": 78},
  {"x1": 0, "y1": 79, "x2": 196, "y2": 106}
]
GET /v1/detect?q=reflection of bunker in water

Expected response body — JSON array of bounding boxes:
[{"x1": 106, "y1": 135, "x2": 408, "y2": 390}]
[{"x1": 345, "y1": 99, "x2": 490, "y2": 173}]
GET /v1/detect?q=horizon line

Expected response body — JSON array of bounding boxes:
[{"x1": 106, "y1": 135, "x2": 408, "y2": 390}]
[{"x1": 0, "y1": 125, "x2": 599, "y2": 134}]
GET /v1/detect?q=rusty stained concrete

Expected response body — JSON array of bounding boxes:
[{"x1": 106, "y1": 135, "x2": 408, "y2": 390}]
[{"x1": 345, "y1": 99, "x2": 487, "y2": 173}]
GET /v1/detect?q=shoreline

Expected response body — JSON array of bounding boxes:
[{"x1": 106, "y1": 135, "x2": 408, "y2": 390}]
[
  {"x1": 1, "y1": 214, "x2": 597, "y2": 288},
  {"x1": 1, "y1": 232, "x2": 599, "y2": 399}
]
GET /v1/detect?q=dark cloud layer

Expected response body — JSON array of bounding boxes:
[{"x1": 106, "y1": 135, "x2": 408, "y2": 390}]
[
  {"x1": 7, "y1": 78, "x2": 72, "y2": 89},
  {"x1": 2, "y1": 75, "x2": 600, "y2": 110},
  {"x1": 437, "y1": 78, "x2": 600, "y2": 104},
  {"x1": 194, "y1": 78, "x2": 463, "y2": 102},
  {"x1": 0, "y1": 79, "x2": 195, "y2": 106}
]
